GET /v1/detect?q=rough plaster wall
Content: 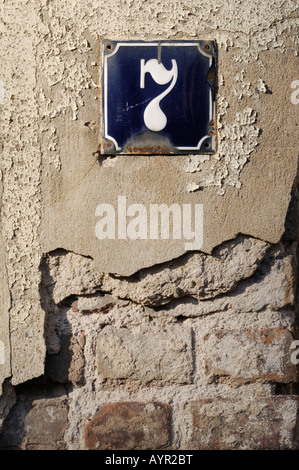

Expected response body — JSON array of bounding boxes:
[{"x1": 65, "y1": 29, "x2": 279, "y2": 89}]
[
  {"x1": 0, "y1": 0, "x2": 299, "y2": 450},
  {"x1": 0, "y1": 1, "x2": 45, "y2": 388},
  {"x1": 39, "y1": 0, "x2": 299, "y2": 275}
]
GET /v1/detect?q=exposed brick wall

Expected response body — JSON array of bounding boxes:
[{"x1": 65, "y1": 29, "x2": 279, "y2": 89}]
[{"x1": 0, "y1": 237, "x2": 298, "y2": 450}]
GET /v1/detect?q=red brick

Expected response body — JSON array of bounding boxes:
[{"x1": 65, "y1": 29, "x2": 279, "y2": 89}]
[{"x1": 84, "y1": 402, "x2": 171, "y2": 450}]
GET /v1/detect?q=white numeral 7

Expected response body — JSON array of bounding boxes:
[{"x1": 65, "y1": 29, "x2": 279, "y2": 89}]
[{"x1": 140, "y1": 59, "x2": 178, "y2": 132}]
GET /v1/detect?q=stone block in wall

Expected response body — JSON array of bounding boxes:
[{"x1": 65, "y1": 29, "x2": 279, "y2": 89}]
[
  {"x1": 203, "y1": 327, "x2": 297, "y2": 384},
  {"x1": 45, "y1": 237, "x2": 270, "y2": 306},
  {"x1": 97, "y1": 325, "x2": 192, "y2": 383},
  {"x1": 160, "y1": 242, "x2": 297, "y2": 317},
  {"x1": 84, "y1": 402, "x2": 171, "y2": 450},
  {"x1": 188, "y1": 397, "x2": 299, "y2": 450},
  {"x1": 23, "y1": 397, "x2": 68, "y2": 450},
  {"x1": 45, "y1": 333, "x2": 85, "y2": 384},
  {"x1": 75, "y1": 293, "x2": 121, "y2": 314}
]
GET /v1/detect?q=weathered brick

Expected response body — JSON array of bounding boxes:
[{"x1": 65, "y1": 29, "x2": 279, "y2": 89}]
[
  {"x1": 188, "y1": 397, "x2": 299, "y2": 450},
  {"x1": 97, "y1": 325, "x2": 192, "y2": 383},
  {"x1": 84, "y1": 402, "x2": 171, "y2": 450},
  {"x1": 23, "y1": 397, "x2": 68, "y2": 450},
  {"x1": 0, "y1": 385, "x2": 68, "y2": 450},
  {"x1": 203, "y1": 327, "x2": 297, "y2": 384}
]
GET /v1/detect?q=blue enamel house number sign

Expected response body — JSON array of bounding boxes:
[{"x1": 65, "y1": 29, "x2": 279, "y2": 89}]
[{"x1": 100, "y1": 40, "x2": 216, "y2": 155}]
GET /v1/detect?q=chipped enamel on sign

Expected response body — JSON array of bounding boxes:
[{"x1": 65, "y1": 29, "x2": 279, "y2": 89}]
[{"x1": 100, "y1": 40, "x2": 216, "y2": 155}]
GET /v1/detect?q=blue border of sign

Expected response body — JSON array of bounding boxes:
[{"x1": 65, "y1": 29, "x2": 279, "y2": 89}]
[{"x1": 100, "y1": 40, "x2": 217, "y2": 155}]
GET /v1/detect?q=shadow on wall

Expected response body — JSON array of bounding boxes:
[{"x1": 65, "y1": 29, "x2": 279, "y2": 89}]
[
  {"x1": 282, "y1": 159, "x2": 299, "y2": 243},
  {"x1": 0, "y1": 257, "x2": 84, "y2": 450},
  {"x1": 0, "y1": 383, "x2": 68, "y2": 450}
]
